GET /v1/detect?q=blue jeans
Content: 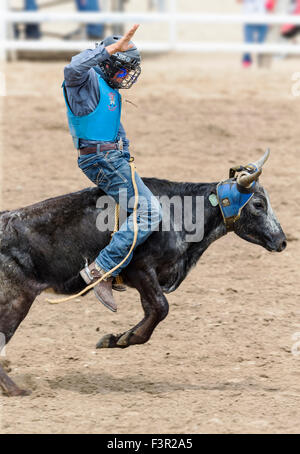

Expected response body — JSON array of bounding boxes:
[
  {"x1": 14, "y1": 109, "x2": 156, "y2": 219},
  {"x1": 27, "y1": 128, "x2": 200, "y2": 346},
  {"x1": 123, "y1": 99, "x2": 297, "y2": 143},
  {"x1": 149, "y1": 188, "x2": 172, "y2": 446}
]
[
  {"x1": 78, "y1": 148, "x2": 162, "y2": 276},
  {"x1": 243, "y1": 24, "x2": 268, "y2": 63},
  {"x1": 75, "y1": 0, "x2": 104, "y2": 39},
  {"x1": 24, "y1": 0, "x2": 41, "y2": 39}
]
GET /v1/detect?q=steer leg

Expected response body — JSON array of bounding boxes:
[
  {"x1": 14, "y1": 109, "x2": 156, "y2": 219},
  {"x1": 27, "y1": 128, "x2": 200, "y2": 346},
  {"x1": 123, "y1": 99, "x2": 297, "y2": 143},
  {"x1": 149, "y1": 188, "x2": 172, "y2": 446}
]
[
  {"x1": 97, "y1": 267, "x2": 169, "y2": 349},
  {"x1": 0, "y1": 284, "x2": 40, "y2": 396}
]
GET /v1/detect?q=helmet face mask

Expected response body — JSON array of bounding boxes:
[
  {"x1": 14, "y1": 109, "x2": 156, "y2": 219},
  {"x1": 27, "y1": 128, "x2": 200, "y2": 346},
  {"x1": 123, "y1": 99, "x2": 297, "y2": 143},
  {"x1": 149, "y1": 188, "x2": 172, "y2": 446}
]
[
  {"x1": 100, "y1": 59, "x2": 141, "y2": 89},
  {"x1": 98, "y1": 35, "x2": 141, "y2": 89}
]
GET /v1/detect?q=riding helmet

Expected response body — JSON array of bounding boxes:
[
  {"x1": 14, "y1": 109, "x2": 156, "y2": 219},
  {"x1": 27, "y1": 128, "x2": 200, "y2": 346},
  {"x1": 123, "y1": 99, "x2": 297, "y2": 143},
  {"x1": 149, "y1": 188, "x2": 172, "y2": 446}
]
[{"x1": 98, "y1": 35, "x2": 141, "y2": 89}]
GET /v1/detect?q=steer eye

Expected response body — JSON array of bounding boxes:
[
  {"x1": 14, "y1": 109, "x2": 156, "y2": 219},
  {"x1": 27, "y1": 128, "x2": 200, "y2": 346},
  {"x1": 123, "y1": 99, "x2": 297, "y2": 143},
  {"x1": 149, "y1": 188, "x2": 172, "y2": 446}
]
[{"x1": 253, "y1": 201, "x2": 265, "y2": 210}]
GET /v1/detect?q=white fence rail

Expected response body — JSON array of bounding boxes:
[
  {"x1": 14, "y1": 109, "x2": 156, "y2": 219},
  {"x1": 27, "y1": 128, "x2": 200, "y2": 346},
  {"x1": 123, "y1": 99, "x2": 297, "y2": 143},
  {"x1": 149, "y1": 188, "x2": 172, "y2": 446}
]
[
  {"x1": 2, "y1": 9, "x2": 300, "y2": 59},
  {"x1": 4, "y1": 12, "x2": 300, "y2": 25}
]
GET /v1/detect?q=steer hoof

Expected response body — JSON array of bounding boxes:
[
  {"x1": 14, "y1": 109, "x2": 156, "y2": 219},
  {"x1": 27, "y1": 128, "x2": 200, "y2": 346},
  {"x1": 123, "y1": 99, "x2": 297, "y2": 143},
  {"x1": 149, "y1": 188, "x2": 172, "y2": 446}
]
[
  {"x1": 15, "y1": 388, "x2": 31, "y2": 397},
  {"x1": 96, "y1": 332, "x2": 132, "y2": 349},
  {"x1": 6, "y1": 387, "x2": 31, "y2": 397},
  {"x1": 96, "y1": 334, "x2": 117, "y2": 349}
]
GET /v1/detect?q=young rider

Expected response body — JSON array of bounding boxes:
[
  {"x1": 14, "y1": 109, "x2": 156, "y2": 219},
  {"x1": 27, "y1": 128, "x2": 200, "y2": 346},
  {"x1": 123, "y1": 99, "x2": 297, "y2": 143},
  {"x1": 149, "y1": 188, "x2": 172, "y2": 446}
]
[{"x1": 63, "y1": 25, "x2": 162, "y2": 312}]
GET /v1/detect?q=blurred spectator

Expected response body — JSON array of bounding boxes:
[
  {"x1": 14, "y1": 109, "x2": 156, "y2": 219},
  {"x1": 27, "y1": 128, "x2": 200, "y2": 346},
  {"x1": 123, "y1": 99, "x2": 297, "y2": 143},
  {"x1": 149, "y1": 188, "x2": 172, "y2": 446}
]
[
  {"x1": 75, "y1": 0, "x2": 104, "y2": 40},
  {"x1": 18, "y1": 0, "x2": 129, "y2": 41},
  {"x1": 281, "y1": 0, "x2": 300, "y2": 38},
  {"x1": 237, "y1": 0, "x2": 275, "y2": 67},
  {"x1": 24, "y1": 0, "x2": 41, "y2": 40}
]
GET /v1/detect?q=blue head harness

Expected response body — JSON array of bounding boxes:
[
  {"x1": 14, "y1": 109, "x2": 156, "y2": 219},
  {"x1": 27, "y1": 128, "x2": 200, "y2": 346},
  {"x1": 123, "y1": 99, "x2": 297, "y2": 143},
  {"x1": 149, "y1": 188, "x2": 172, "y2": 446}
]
[{"x1": 216, "y1": 163, "x2": 259, "y2": 232}]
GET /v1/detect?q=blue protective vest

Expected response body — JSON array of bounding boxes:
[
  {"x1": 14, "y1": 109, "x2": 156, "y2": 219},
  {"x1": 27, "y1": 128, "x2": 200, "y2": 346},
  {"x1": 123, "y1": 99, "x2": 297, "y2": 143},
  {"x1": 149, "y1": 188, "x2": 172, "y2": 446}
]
[{"x1": 62, "y1": 73, "x2": 121, "y2": 147}]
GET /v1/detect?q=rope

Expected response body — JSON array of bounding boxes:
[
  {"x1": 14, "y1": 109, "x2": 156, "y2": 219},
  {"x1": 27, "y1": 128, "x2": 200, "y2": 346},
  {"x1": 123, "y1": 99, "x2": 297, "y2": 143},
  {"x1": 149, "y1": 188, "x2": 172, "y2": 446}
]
[
  {"x1": 111, "y1": 201, "x2": 125, "y2": 287},
  {"x1": 113, "y1": 202, "x2": 120, "y2": 235},
  {"x1": 46, "y1": 159, "x2": 138, "y2": 304}
]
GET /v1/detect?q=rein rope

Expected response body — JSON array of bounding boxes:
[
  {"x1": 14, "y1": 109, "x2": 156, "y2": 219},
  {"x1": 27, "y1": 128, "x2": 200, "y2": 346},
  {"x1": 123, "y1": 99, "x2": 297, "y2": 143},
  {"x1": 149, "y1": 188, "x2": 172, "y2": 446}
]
[{"x1": 46, "y1": 158, "x2": 139, "y2": 304}]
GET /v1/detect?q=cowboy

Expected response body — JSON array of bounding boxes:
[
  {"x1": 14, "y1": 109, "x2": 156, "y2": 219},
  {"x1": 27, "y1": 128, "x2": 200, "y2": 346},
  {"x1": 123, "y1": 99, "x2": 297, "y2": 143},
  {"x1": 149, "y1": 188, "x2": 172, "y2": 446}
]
[{"x1": 63, "y1": 25, "x2": 162, "y2": 312}]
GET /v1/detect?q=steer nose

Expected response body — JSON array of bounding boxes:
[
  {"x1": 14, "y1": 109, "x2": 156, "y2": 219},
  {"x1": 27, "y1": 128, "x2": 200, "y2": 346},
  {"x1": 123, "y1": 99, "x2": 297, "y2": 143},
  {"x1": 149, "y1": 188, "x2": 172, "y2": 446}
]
[{"x1": 277, "y1": 240, "x2": 287, "y2": 252}]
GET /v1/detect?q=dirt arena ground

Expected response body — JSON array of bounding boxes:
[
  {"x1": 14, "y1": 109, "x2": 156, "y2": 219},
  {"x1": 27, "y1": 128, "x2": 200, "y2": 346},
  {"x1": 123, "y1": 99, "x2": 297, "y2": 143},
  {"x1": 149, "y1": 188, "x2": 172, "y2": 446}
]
[{"x1": 0, "y1": 53, "x2": 300, "y2": 434}]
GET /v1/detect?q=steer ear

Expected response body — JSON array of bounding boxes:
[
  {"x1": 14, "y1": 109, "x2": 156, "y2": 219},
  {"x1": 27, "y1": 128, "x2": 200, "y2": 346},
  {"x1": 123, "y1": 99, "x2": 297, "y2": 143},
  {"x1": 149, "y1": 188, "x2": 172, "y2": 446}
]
[{"x1": 252, "y1": 148, "x2": 270, "y2": 170}]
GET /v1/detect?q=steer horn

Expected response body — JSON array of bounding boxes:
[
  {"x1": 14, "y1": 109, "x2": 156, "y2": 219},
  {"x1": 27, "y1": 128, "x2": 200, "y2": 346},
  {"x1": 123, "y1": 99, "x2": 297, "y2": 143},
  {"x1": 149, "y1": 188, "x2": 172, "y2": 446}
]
[
  {"x1": 237, "y1": 149, "x2": 270, "y2": 187},
  {"x1": 252, "y1": 148, "x2": 270, "y2": 170},
  {"x1": 237, "y1": 168, "x2": 262, "y2": 187}
]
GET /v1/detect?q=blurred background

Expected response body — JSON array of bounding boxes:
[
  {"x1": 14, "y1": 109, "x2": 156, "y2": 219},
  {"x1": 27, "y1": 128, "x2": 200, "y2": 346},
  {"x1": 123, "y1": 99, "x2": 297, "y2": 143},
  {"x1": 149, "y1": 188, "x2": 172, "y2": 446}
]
[{"x1": 2, "y1": 0, "x2": 300, "y2": 64}]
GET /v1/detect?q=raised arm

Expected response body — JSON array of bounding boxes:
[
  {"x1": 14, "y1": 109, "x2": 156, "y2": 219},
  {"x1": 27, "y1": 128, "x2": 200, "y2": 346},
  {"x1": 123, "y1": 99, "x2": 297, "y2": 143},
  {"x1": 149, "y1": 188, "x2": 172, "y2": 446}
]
[
  {"x1": 64, "y1": 24, "x2": 140, "y2": 86},
  {"x1": 105, "y1": 24, "x2": 140, "y2": 55},
  {"x1": 64, "y1": 44, "x2": 110, "y2": 86}
]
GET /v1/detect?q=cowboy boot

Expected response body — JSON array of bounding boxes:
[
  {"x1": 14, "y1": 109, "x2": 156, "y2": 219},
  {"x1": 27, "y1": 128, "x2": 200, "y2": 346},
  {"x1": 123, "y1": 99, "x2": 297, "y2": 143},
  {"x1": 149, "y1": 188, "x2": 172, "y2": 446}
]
[{"x1": 80, "y1": 261, "x2": 117, "y2": 312}]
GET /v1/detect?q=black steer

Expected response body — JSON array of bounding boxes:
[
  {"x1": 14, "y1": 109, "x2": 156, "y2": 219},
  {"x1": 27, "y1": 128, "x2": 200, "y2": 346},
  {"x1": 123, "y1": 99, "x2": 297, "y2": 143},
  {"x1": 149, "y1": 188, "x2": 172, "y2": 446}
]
[{"x1": 0, "y1": 152, "x2": 286, "y2": 396}]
